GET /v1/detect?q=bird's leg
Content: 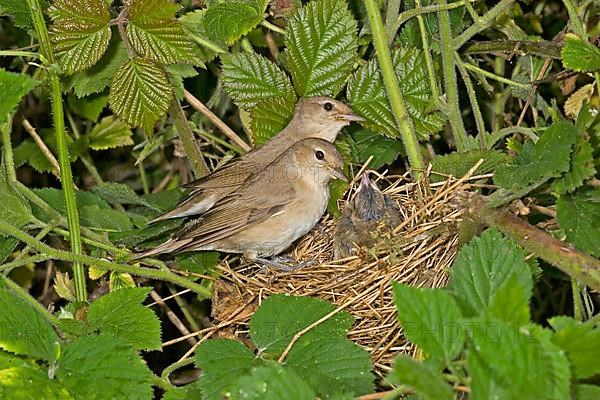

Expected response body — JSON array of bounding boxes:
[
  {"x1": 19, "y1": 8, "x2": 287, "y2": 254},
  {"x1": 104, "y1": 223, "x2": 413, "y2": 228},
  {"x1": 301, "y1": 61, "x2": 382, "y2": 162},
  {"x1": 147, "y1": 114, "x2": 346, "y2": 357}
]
[{"x1": 252, "y1": 256, "x2": 316, "y2": 271}]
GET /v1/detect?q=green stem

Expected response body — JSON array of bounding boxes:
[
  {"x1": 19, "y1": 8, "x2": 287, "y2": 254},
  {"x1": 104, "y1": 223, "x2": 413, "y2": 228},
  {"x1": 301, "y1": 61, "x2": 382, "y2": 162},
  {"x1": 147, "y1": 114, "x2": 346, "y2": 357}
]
[
  {"x1": 0, "y1": 255, "x2": 53, "y2": 273},
  {"x1": 455, "y1": 53, "x2": 487, "y2": 147},
  {"x1": 488, "y1": 126, "x2": 540, "y2": 146},
  {"x1": 415, "y1": 0, "x2": 440, "y2": 101},
  {"x1": 0, "y1": 275, "x2": 60, "y2": 327},
  {"x1": 563, "y1": 0, "x2": 587, "y2": 39},
  {"x1": 571, "y1": 279, "x2": 583, "y2": 321},
  {"x1": 462, "y1": 62, "x2": 531, "y2": 89},
  {"x1": 27, "y1": 0, "x2": 86, "y2": 302},
  {"x1": 138, "y1": 162, "x2": 149, "y2": 195},
  {"x1": 261, "y1": 20, "x2": 286, "y2": 35},
  {"x1": 453, "y1": 0, "x2": 515, "y2": 49},
  {"x1": 161, "y1": 358, "x2": 195, "y2": 380},
  {"x1": 364, "y1": 0, "x2": 425, "y2": 180},
  {"x1": 0, "y1": 220, "x2": 212, "y2": 297},
  {"x1": 1, "y1": 120, "x2": 17, "y2": 182},
  {"x1": 186, "y1": 31, "x2": 226, "y2": 54},
  {"x1": 0, "y1": 50, "x2": 40, "y2": 59},
  {"x1": 438, "y1": 0, "x2": 470, "y2": 152},
  {"x1": 169, "y1": 99, "x2": 209, "y2": 178}
]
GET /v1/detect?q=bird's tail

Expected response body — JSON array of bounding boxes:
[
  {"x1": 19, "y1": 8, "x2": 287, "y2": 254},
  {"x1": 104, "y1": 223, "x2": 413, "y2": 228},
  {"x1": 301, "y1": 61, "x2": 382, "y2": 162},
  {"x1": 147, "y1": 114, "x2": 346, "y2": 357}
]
[
  {"x1": 129, "y1": 237, "x2": 193, "y2": 261},
  {"x1": 149, "y1": 192, "x2": 216, "y2": 223}
]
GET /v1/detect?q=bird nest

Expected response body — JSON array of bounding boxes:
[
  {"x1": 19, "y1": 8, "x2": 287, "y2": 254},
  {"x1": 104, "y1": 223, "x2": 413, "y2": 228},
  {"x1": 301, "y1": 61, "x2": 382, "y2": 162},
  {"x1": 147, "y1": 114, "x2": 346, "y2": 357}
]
[{"x1": 208, "y1": 169, "x2": 480, "y2": 378}]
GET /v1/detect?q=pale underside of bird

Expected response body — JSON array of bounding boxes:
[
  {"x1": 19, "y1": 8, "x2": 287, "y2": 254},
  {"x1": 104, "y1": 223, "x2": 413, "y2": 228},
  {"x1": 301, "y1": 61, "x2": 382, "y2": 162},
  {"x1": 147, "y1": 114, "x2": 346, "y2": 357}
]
[
  {"x1": 136, "y1": 138, "x2": 347, "y2": 267},
  {"x1": 151, "y1": 96, "x2": 363, "y2": 222},
  {"x1": 333, "y1": 172, "x2": 401, "y2": 259}
]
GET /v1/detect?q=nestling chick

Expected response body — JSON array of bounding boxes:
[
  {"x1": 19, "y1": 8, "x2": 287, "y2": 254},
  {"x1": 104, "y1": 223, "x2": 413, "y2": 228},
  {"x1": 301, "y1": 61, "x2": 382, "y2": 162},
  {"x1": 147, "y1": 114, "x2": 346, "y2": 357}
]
[
  {"x1": 136, "y1": 138, "x2": 346, "y2": 267},
  {"x1": 152, "y1": 97, "x2": 363, "y2": 222},
  {"x1": 333, "y1": 172, "x2": 401, "y2": 259}
]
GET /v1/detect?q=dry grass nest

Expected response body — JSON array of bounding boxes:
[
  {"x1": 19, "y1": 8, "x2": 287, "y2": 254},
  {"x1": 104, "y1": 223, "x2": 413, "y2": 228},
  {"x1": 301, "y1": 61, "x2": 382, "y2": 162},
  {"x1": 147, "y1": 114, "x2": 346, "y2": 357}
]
[{"x1": 207, "y1": 166, "x2": 486, "y2": 378}]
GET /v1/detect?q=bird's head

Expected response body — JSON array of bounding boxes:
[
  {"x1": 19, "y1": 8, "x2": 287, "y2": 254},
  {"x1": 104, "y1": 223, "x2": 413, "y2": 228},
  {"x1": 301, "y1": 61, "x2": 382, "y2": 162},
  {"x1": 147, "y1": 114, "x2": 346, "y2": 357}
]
[
  {"x1": 290, "y1": 137, "x2": 347, "y2": 185},
  {"x1": 351, "y1": 172, "x2": 388, "y2": 222},
  {"x1": 291, "y1": 97, "x2": 364, "y2": 142}
]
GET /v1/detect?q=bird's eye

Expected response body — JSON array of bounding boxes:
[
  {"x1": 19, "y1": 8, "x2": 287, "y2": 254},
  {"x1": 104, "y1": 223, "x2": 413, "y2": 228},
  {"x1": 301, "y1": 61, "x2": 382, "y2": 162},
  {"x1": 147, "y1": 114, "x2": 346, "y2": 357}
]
[
  {"x1": 323, "y1": 102, "x2": 333, "y2": 111},
  {"x1": 315, "y1": 150, "x2": 325, "y2": 160}
]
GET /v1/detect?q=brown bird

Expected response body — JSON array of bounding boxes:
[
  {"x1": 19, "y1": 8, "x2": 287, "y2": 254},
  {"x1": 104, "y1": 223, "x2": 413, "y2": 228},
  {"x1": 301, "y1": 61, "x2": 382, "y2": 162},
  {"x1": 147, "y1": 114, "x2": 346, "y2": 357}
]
[
  {"x1": 333, "y1": 172, "x2": 401, "y2": 259},
  {"x1": 152, "y1": 96, "x2": 363, "y2": 222},
  {"x1": 136, "y1": 138, "x2": 346, "y2": 267}
]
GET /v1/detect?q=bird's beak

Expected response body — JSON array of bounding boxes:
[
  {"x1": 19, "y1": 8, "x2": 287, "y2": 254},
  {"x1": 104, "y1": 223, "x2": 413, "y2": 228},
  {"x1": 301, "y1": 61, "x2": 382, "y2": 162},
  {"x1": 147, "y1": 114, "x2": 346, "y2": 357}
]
[
  {"x1": 337, "y1": 112, "x2": 365, "y2": 122},
  {"x1": 329, "y1": 165, "x2": 348, "y2": 182},
  {"x1": 361, "y1": 172, "x2": 373, "y2": 188}
]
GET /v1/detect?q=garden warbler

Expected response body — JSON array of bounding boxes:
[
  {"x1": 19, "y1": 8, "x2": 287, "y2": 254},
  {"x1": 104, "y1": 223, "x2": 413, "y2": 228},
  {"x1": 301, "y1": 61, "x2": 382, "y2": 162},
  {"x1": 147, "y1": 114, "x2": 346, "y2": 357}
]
[
  {"x1": 333, "y1": 172, "x2": 401, "y2": 259},
  {"x1": 151, "y1": 96, "x2": 362, "y2": 222},
  {"x1": 137, "y1": 138, "x2": 346, "y2": 266}
]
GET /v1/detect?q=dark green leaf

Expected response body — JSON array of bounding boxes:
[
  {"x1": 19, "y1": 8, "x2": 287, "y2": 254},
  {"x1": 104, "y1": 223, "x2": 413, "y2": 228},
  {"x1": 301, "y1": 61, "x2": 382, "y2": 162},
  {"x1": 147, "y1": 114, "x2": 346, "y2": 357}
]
[
  {"x1": 562, "y1": 34, "x2": 600, "y2": 72},
  {"x1": 203, "y1": 0, "x2": 268, "y2": 46},
  {"x1": 284, "y1": 0, "x2": 358, "y2": 96},
  {"x1": 88, "y1": 287, "x2": 161, "y2": 350},
  {"x1": 556, "y1": 188, "x2": 600, "y2": 258},
  {"x1": 92, "y1": 182, "x2": 158, "y2": 209},
  {"x1": 0, "y1": 69, "x2": 38, "y2": 124},
  {"x1": 387, "y1": 356, "x2": 453, "y2": 400},
  {"x1": 552, "y1": 136, "x2": 596, "y2": 194},
  {"x1": 393, "y1": 283, "x2": 464, "y2": 362},
  {"x1": 86, "y1": 116, "x2": 134, "y2": 150},
  {"x1": 79, "y1": 205, "x2": 133, "y2": 231},
  {"x1": 12, "y1": 138, "x2": 54, "y2": 173},
  {"x1": 549, "y1": 316, "x2": 600, "y2": 379},
  {"x1": 350, "y1": 128, "x2": 404, "y2": 169},
  {"x1": 67, "y1": 93, "x2": 108, "y2": 122},
  {"x1": 430, "y1": 150, "x2": 511, "y2": 183},
  {"x1": 0, "y1": 171, "x2": 31, "y2": 229},
  {"x1": 250, "y1": 97, "x2": 295, "y2": 146}
]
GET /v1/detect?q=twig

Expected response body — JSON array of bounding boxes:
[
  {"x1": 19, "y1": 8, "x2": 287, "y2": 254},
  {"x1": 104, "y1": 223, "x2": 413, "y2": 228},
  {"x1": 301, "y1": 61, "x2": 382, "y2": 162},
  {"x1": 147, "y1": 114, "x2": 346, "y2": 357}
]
[
  {"x1": 22, "y1": 118, "x2": 63, "y2": 182},
  {"x1": 1, "y1": 120, "x2": 17, "y2": 182},
  {"x1": 169, "y1": 99, "x2": 209, "y2": 178},
  {"x1": 150, "y1": 290, "x2": 197, "y2": 346},
  {"x1": 184, "y1": 90, "x2": 251, "y2": 153},
  {"x1": 516, "y1": 57, "x2": 552, "y2": 127}
]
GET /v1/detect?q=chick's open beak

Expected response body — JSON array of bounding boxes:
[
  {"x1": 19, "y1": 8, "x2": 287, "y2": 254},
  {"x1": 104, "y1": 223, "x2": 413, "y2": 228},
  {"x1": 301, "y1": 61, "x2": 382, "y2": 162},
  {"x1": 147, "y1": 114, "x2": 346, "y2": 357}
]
[{"x1": 328, "y1": 165, "x2": 348, "y2": 182}]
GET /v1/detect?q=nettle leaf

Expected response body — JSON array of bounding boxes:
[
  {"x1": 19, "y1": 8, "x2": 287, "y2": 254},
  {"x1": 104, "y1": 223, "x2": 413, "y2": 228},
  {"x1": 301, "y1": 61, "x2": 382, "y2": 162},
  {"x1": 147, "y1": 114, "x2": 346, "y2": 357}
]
[
  {"x1": 393, "y1": 283, "x2": 464, "y2": 362},
  {"x1": 0, "y1": 282, "x2": 59, "y2": 361},
  {"x1": 203, "y1": 0, "x2": 268, "y2": 46},
  {"x1": 347, "y1": 47, "x2": 445, "y2": 139},
  {"x1": 430, "y1": 150, "x2": 511, "y2": 183},
  {"x1": 109, "y1": 57, "x2": 173, "y2": 134},
  {"x1": 195, "y1": 338, "x2": 259, "y2": 400},
  {"x1": 230, "y1": 362, "x2": 316, "y2": 400},
  {"x1": 448, "y1": 228, "x2": 533, "y2": 317},
  {"x1": 48, "y1": 0, "x2": 112, "y2": 74},
  {"x1": 222, "y1": 52, "x2": 296, "y2": 109},
  {"x1": 284, "y1": 0, "x2": 358, "y2": 96},
  {"x1": 127, "y1": 0, "x2": 195, "y2": 65},
  {"x1": 86, "y1": 116, "x2": 134, "y2": 150},
  {"x1": 562, "y1": 34, "x2": 600, "y2": 72},
  {"x1": 549, "y1": 316, "x2": 600, "y2": 380},
  {"x1": 87, "y1": 287, "x2": 161, "y2": 350},
  {"x1": 494, "y1": 121, "x2": 576, "y2": 196},
  {"x1": 56, "y1": 334, "x2": 153, "y2": 400},
  {"x1": 67, "y1": 41, "x2": 128, "y2": 98},
  {"x1": 0, "y1": 69, "x2": 38, "y2": 124},
  {"x1": 552, "y1": 135, "x2": 596, "y2": 194},
  {"x1": 557, "y1": 188, "x2": 600, "y2": 258},
  {"x1": 250, "y1": 97, "x2": 295, "y2": 146},
  {"x1": 286, "y1": 338, "x2": 374, "y2": 397},
  {"x1": 387, "y1": 356, "x2": 453, "y2": 400},
  {"x1": 250, "y1": 295, "x2": 354, "y2": 357},
  {"x1": 92, "y1": 181, "x2": 158, "y2": 209}
]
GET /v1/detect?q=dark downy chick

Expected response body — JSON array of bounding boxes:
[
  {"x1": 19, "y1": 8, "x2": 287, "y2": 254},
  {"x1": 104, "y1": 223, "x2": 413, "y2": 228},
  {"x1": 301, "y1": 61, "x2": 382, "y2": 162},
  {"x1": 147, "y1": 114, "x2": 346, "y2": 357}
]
[{"x1": 333, "y1": 172, "x2": 400, "y2": 259}]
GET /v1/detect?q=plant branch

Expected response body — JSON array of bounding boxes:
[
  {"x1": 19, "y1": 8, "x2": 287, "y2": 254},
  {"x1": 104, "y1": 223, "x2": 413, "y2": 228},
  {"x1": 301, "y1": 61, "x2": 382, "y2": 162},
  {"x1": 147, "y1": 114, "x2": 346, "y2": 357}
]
[
  {"x1": 1, "y1": 120, "x2": 17, "y2": 182},
  {"x1": 453, "y1": 0, "x2": 515, "y2": 49},
  {"x1": 563, "y1": 0, "x2": 587, "y2": 39},
  {"x1": 455, "y1": 54, "x2": 487, "y2": 147},
  {"x1": 464, "y1": 40, "x2": 562, "y2": 59},
  {"x1": 169, "y1": 99, "x2": 209, "y2": 178},
  {"x1": 461, "y1": 193, "x2": 600, "y2": 292},
  {"x1": 0, "y1": 275, "x2": 60, "y2": 327},
  {"x1": 22, "y1": 118, "x2": 63, "y2": 182},
  {"x1": 462, "y1": 62, "x2": 531, "y2": 89},
  {"x1": 261, "y1": 20, "x2": 286, "y2": 35},
  {"x1": 415, "y1": 0, "x2": 440, "y2": 101},
  {"x1": 364, "y1": 0, "x2": 425, "y2": 180},
  {"x1": 27, "y1": 0, "x2": 86, "y2": 302}
]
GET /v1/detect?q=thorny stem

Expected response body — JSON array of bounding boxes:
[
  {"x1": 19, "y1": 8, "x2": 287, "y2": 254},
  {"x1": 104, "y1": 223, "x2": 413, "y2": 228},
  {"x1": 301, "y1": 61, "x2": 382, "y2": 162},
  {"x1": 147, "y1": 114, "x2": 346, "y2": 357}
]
[
  {"x1": 453, "y1": 0, "x2": 515, "y2": 49},
  {"x1": 462, "y1": 62, "x2": 531, "y2": 89},
  {"x1": 1, "y1": 120, "x2": 17, "y2": 182},
  {"x1": 364, "y1": 0, "x2": 425, "y2": 180},
  {"x1": 0, "y1": 275, "x2": 61, "y2": 327},
  {"x1": 415, "y1": 0, "x2": 440, "y2": 101},
  {"x1": 455, "y1": 53, "x2": 487, "y2": 147},
  {"x1": 169, "y1": 99, "x2": 210, "y2": 178},
  {"x1": 27, "y1": 0, "x2": 86, "y2": 302}
]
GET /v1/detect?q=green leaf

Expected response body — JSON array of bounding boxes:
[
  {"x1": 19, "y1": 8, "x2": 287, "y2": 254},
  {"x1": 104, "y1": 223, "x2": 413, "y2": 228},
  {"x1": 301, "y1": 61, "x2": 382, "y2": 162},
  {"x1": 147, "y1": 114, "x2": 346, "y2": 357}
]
[
  {"x1": 67, "y1": 93, "x2": 108, "y2": 122},
  {"x1": 85, "y1": 116, "x2": 134, "y2": 150},
  {"x1": 487, "y1": 275, "x2": 530, "y2": 326},
  {"x1": 31, "y1": 188, "x2": 110, "y2": 217},
  {"x1": 250, "y1": 294, "x2": 354, "y2": 357},
  {"x1": 127, "y1": 0, "x2": 195, "y2": 65},
  {"x1": 0, "y1": 282, "x2": 59, "y2": 361},
  {"x1": 575, "y1": 384, "x2": 600, "y2": 399},
  {"x1": 57, "y1": 334, "x2": 153, "y2": 400},
  {"x1": 12, "y1": 138, "x2": 53, "y2": 173},
  {"x1": 203, "y1": 0, "x2": 268, "y2": 46},
  {"x1": 530, "y1": 327, "x2": 571, "y2": 400},
  {"x1": 0, "y1": 69, "x2": 38, "y2": 124},
  {"x1": 0, "y1": 0, "x2": 37, "y2": 31},
  {"x1": 0, "y1": 351, "x2": 73, "y2": 399},
  {"x1": 79, "y1": 205, "x2": 133, "y2": 231},
  {"x1": 109, "y1": 218, "x2": 183, "y2": 247},
  {"x1": 286, "y1": 338, "x2": 373, "y2": 397},
  {"x1": 230, "y1": 362, "x2": 316, "y2": 400},
  {"x1": 194, "y1": 338, "x2": 259, "y2": 400},
  {"x1": 222, "y1": 52, "x2": 296, "y2": 109},
  {"x1": 284, "y1": 0, "x2": 358, "y2": 96},
  {"x1": 549, "y1": 316, "x2": 600, "y2": 379},
  {"x1": 466, "y1": 318, "x2": 567, "y2": 399},
  {"x1": 448, "y1": 228, "x2": 533, "y2": 317},
  {"x1": 387, "y1": 356, "x2": 453, "y2": 400},
  {"x1": 347, "y1": 47, "x2": 445, "y2": 139},
  {"x1": 249, "y1": 97, "x2": 295, "y2": 146},
  {"x1": 92, "y1": 181, "x2": 158, "y2": 209},
  {"x1": 494, "y1": 121, "x2": 577, "y2": 195},
  {"x1": 87, "y1": 287, "x2": 161, "y2": 350},
  {"x1": 180, "y1": 9, "x2": 223, "y2": 63},
  {"x1": 167, "y1": 63, "x2": 200, "y2": 99},
  {"x1": 109, "y1": 57, "x2": 173, "y2": 134},
  {"x1": 556, "y1": 188, "x2": 600, "y2": 258},
  {"x1": 392, "y1": 283, "x2": 464, "y2": 362},
  {"x1": 48, "y1": 0, "x2": 112, "y2": 74},
  {"x1": 430, "y1": 150, "x2": 511, "y2": 183},
  {"x1": 0, "y1": 236, "x2": 18, "y2": 264},
  {"x1": 552, "y1": 136, "x2": 596, "y2": 194},
  {"x1": 175, "y1": 251, "x2": 220, "y2": 275},
  {"x1": 350, "y1": 128, "x2": 404, "y2": 169},
  {"x1": 0, "y1": 172, "x2": 31, "y2": 229},
  {"x1": 67, "y1": 41, "x2": 128, "y2": 98},
  {"x1": 562, "y1": 34, "x2": 600, "y2": 72},
  {"x1": 467, "y1": 349, "x2": 508, "y2": 400}
]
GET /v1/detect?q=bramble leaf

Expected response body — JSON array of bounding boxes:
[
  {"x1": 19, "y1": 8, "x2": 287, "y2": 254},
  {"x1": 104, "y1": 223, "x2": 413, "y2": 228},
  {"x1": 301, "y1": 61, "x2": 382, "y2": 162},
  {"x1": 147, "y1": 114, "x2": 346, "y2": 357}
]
[
  {"x1": 92, "y1": 181, "x2": 157, "y2": 209},
  {"x1": 109, "y1": 57, "x2": 173, "y2": 134},
  {"x1": 203, "y1": 0, "x2": 268, "y2": 46},
  {"x1": 430, "y1": 150, "x2": 511, "y2": 183},
  {"x1": 67, "y1": 93, "x2": 108, "y2": 122},
  {"x1": 556, "y1": 188, "x2": 600, "y2": 258},
  {"x1": 387, "y1": 356, "x2": 453, "y2": 400},
  {"x1": 86, "y1": 116, "x2": 134, "y2": 150},
  {"x1": 0, "y1": 69, "x2": 38, "y2": 124},
  {"x1": 0, "y1": 170, "x2": 32, "y2": 229},
  {"x1": 127, "y1": 0, "x2": 195, "y2": 65},
  {"x1": 250, "y1": 97, "x2": 295, "y2": 146},
  {"x1": 549, "y1": 316, "x2": 600, "y2": 379},
  {"x1": 0, "y1": 0, "x2": 47, "y2": 31},
  {"x1": 48, "y1": 0, "x2": 111, "y2": 74},
  {"x1": 222, "y1": 52, "x2": 296, "y2": 109},
  {"x1": 230, "y1": 362, "x2": 316, "y2": 400},
  {"x1": 562, "y1": 34, "x2": 600, "y2": 72},
  {"x1": 347, "y1": 47, "x2": 445, "y2": 139},
  {"x1": 552, "y1": 135, "x2": 596, "y2": 194},
  {"x1": 284, "y1": 0, "x2": 358, "y2": 96}
]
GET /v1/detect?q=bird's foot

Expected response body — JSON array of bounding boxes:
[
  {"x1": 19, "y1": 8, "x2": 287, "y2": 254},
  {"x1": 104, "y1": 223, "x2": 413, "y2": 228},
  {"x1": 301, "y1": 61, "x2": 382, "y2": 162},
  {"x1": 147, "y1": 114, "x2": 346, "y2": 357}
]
[{"x1": 253, "y1": 256, "x2": 316, "y2": 271}]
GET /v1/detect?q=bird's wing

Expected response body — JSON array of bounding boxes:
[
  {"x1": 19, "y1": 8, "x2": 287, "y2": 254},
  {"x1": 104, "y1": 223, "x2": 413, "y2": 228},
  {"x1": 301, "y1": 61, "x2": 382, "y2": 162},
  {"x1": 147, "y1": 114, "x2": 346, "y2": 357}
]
[
  {"x1": 171, "y1": 186, "x2": 297, "y2": 251},
  {"x1": 182, "y1": 159, "x2": 255, "y2": 189}
]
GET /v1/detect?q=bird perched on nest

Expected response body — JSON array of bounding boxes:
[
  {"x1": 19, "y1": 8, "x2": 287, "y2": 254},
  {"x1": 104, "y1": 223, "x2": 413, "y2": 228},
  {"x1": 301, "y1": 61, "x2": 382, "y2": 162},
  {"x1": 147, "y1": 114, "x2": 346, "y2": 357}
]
[
  {"x1": 151, "y1": 96, "x2": 363, "y2": 222},
  {"x1": 135, "y1": 138, "x2": 346, "y2": 268},
  {"x1": 333, "y1": 172, "x2": 401, "y2": 259}
]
